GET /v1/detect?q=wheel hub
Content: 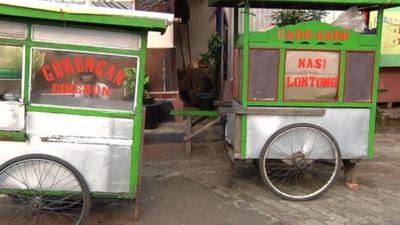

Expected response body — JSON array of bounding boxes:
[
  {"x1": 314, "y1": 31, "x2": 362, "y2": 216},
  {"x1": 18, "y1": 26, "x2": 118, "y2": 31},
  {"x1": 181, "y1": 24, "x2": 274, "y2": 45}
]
[
  {"x1": 292, "y1": 152, "x2": 307, "y2": 169},
  {"x1": 30, "y1": 196, "x2": 43, "y2": 209}
]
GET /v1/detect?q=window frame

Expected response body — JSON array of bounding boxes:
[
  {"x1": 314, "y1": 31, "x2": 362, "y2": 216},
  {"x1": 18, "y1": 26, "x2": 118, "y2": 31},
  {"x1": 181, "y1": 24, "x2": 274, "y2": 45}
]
[
  {"x1": 28, "y1": 47, "x2": 141, "y2": 113},
  {"x1": 282, "y1": 49, "x2": 341, "y2": 103}
]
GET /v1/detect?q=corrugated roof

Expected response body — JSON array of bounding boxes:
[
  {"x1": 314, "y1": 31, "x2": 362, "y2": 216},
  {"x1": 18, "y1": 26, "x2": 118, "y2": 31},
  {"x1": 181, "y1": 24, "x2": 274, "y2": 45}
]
[{"x1": 209, "y1": 0, "x2": 400, "y2": 10}]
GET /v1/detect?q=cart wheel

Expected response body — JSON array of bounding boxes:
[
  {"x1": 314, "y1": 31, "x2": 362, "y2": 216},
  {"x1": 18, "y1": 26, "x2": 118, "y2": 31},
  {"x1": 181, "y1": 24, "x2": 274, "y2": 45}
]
[
  {"x1": 0, "y1": 154, "x2": 91, "y2": 225},
  {"x1": 259, "y1": 123, "x2": 341, "y2": 201}
]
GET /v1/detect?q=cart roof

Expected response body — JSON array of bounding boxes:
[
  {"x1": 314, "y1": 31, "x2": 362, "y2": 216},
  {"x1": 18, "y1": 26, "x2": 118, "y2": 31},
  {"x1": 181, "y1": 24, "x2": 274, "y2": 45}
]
[
  {"x1": 0, "y1": 0, "x2": 172, "y2": 32},
  {"x1": 209, "y1": 0, "x2": 400, "y2": 10}
]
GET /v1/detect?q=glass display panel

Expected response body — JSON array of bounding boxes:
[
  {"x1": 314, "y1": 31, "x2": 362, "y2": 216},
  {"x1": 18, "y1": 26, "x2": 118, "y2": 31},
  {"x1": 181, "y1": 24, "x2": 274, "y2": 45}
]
[
  {"x1": 249, "y1": 49, "x2": 279, "y2": 100},
  {"x1": 0, "y1": 45, "x2": 23, "y2": 101},
  {"x1": 344, "y1": 52, "x2": 375, "y2": 102},
  {"x1": 32, "y1": 25, "x2": 141, "y2": 50},
  {"x1": 30, "y1": 49, "x2": 138, "y2": 111},
  {"x1": 0, "y1": 20, "x2": 26, "y2": 39},
  {"x1": 284, "y1": 50, "x2": 340, "y2": 101}
]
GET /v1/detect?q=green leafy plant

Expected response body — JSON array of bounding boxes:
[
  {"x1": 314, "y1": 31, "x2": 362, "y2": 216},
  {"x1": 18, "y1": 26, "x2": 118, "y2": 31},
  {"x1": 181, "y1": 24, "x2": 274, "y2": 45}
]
[
  {"x1": 123, "y1": 67, "x2": 150, "y2": 98},
  {"x1": 198, "y1": 32, "x2": 223, "y2": 70},
  {"x1": 271, "y1": 10, "x2": 327, "y2": 27}
]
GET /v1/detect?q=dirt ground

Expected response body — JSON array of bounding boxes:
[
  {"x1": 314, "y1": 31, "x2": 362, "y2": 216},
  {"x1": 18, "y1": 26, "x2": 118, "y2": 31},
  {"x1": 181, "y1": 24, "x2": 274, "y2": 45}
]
[{"x1": 84, "y1": 124, "x2": 400, "y2": 225}]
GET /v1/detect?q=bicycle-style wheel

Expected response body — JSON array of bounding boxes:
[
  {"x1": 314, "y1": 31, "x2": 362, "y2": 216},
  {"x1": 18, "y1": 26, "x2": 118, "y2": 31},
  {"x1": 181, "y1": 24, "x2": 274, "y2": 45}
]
[
  {"x1": 259, "y1": 123, "x2": 341, "y2": 201},
  {"x1": 0, "y1": 154, "x2": 91, "y2": 225}
]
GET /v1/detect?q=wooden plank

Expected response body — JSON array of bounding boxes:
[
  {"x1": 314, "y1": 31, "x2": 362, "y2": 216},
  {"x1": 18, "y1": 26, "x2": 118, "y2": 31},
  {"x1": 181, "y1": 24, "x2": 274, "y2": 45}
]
[
  {"x1": 171, "y1": 110, "x2": 220, "y2": 117},
  {"x1": 218, "y1": 107, "x2": 326, "y2": 117},
  {"x1": 183, "y1": 117, "x2": 220, "y2": 142}
]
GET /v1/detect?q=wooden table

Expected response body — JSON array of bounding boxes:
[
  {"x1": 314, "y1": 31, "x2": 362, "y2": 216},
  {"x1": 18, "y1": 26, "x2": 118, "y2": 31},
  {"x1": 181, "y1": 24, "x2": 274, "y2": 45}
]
[{"x1": 171, "y1": 109, "x2": 220, "y2": 155}]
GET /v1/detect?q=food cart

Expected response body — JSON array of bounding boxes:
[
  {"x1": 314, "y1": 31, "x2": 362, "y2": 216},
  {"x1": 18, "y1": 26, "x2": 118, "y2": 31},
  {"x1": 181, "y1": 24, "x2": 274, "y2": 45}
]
[
  {"x1": 207, "y1": 0, "x2": 400, "y2": 201},
  {"x1": 0, "y1": 1, "x2": 171, "y2": 224}
]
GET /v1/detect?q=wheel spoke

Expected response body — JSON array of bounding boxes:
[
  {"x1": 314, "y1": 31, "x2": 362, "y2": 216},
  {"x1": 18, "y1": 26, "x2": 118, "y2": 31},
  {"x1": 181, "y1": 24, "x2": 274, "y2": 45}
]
[
  {"x1": 0, "y1": 156, "x2": 90, "y2": 225},
  {"x1": 260, "y1": 124, "x2": 340, "y2": 200}
]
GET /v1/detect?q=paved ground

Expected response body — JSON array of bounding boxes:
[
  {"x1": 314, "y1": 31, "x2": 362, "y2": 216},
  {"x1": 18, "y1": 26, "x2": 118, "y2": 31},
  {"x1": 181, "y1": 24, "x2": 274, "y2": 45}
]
[{"x1": 85, "y1": 124, "x2": 400, "y2": 225}]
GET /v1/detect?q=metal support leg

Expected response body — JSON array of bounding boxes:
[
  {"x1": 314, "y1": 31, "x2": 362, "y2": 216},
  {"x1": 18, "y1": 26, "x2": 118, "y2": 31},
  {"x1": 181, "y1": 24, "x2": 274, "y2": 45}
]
[
  {"x1": 185, "y1": 116, "x2": 192, "y2": 155},
  {"x1": 134, "y1": 108, "x2": 146, "y2": 221}
]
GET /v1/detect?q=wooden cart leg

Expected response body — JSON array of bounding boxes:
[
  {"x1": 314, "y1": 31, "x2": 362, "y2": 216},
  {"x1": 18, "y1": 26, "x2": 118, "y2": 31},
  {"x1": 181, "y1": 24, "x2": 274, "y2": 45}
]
[
  {"x1": 185, "y1": 116, "x2": 192, "y2": 156},
  {"x1": 227, "y1": 160, "x2": 235, "y2": 188},
  {"x1": 133, "y1": 186, "x2": 142, "y2": 221}
]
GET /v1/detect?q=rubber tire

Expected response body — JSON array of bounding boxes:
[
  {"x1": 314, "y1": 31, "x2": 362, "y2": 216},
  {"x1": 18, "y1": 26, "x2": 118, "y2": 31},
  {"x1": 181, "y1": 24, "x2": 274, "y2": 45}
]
[
  {"x1": 258, "y1": 123, "x2": 342, "y2": 201},
  {"x1": 0, "y1": 154, "x2": 91, "y2": 225}
]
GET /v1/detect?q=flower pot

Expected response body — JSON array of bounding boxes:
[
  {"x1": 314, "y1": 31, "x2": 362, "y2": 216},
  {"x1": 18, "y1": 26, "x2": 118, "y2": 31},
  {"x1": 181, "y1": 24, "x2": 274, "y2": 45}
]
[{"x1": 196, "y1": 92, "x2": 215, "y2": 111}]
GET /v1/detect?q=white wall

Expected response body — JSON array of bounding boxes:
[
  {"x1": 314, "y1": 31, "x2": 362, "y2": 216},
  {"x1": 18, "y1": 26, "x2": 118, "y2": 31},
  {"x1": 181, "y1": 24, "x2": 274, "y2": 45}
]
[{"x1": 175, "y1": 0, "x2": 216, "y2": 69}]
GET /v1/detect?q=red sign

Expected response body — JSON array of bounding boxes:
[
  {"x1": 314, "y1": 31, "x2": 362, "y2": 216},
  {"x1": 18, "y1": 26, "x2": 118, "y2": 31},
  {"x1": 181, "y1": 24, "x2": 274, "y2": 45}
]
[
  {"x1": 278, "y1": 29, "x2": 349, "y2": 41},
  {"x1": 40, "y1": 56, "x2": 127, "y2": 97}
]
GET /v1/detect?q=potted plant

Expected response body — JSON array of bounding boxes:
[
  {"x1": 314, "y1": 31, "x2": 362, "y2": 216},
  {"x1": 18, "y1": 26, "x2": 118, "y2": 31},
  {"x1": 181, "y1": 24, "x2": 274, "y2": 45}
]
[
  {"x1": 271, "y1": 10, "x2": 327, "y2": 26},
  {"x1": 196, "y1": 32, "x2": 223, "y2": 110},
  {"x1": 123, "y1": 68, "x2": 160, "y2": 129}
]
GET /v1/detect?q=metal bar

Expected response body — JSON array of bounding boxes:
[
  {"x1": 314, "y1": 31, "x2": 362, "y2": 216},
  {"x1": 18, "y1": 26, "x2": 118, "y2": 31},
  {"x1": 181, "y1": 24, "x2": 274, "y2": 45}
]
[
  {"x1": 133, "y1": 106, "x2": 146, "y2": 221},
  {"x1": 185, "y1": 116, "x2": 192, "y2": 155},
  {"x1": 218, "y1": 107, "x2": 326, "y2": 116},
  {"x1": 368, "y1": 8, "x2": 385, "y2": 160},
  {"x1": 240, "y1": 2, "x2": 250, "y2": 159},
  {"x1": 183, "y1": 117, "x2": 220, "y2": 142},
  {"x1": 130, "y1": 32, "x2": 148, "y2": 193}
]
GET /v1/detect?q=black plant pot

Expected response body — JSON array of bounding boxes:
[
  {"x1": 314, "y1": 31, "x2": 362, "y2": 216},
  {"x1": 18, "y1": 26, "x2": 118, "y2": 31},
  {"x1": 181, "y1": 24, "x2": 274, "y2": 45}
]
[
  {"x1": 196, "y1": 92, "x2": 215, "y2": 111},
  {"x1": 144, "y1": 98, "x2": 160, "y2": 129}
]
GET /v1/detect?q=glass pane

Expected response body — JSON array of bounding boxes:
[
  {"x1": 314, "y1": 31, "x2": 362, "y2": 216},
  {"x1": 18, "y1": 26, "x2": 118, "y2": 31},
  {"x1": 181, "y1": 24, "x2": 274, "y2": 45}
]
[
  {"x1": 31, "y1": 49, "x2": 138, "y2": 111},
  {"x1": 0, "y1": 20, "x2": 26, "y2": 39},
  {"x1": 284, "y1": 50, "x2": 340, "y2": 101},
  {"x1": 32, "y1": 25, "x2": 141, "y2": 50},
  {"x1": 249, "y1": 49, "x2": 279, "y2": 100},
  {"x1": 0, "y1": 45, "x2": 23, "y2": 101},
  {"x1": 344, "y1": 52, "x2": 375, "y2": 102}
]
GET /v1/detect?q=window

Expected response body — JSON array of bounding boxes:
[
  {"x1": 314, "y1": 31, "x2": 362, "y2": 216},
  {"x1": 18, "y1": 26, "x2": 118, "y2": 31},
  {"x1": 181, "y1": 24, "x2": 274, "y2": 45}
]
[
  {"x1": 344, "y1": 52, "x2": 375, "y2": 102},
  {"x1": 249, "y1": 49, "x2": 279, "y2": 100},
  {"x1": 0, "y1": 45, "x2": 23, "y2": 101},
  {"x1": 284, "y1": 50, "x2": 340, "y2": 101},
  {"x1": 30, "y1": 49, "x2": 138, "y2": 111},
  {"x1": 32, "y1": 25, "x2": 141, "y2": 50},
  {"x1": 0, "y1": 20, "x2": 26, "y2": 39}
]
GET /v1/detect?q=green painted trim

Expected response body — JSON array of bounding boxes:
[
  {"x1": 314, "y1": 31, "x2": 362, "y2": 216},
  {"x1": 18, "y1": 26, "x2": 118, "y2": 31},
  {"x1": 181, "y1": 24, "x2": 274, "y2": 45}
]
[
  {"x1": 209, "y1": 0, "x2": 400, "y2": 8},
  {"x1": 241, "y1": 115, "x2": 248, "y2": 159},
  {"x1": 27, "y1": 105, "x2": 134, "y2": 119},
  {"x1": 338, "y1": 51, "x2": 346, "y2": 102},
  {"x1": 240, "y1": 3, "x2": 250, "y2": 160},
  {"x1": 242, "y1": 5, "x2": 250, "y2": 108},
  {"x1": 368, "y1": 9, "x2": 385, "y2": 160},
  {"x1": 278, "y1": 49, "x2": 285, "y2": 101},
  {"x1": 247, "y1": 101, "x2": 372, "y2": 108},
  {"x1": 249, "y1": 43, "x2": 376, "y2": 51},
  {"x1": 171, "y1": 110, "x2": 220, "y2": 117},
  {"x1": 129, "y1": 33, "x2": 148, "y2": 194},
  {"x1": 0, "y1": 131, "x2": 26, "y2": 142},
  {"x1": 0, "y1": 4, "x2": 168, "y2": 32},
  {"x1": 29, "y1": 41, "x2": 141, "y2": 57},
  {"x1": 23, "y1": 24, "x2": 32, "y2": 104},
  {"x1": 0, "y1": 38, "x2": 25, "y2": 45}
]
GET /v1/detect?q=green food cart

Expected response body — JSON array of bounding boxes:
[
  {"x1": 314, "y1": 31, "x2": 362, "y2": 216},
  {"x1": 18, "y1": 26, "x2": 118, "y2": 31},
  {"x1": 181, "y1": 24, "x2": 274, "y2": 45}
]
[
  {"x1": 209, "y1": 0, "x2": 400, "y2": 201},
  {"x1": 0, "y1": 1, "x2": 171, "y2": 224}
]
